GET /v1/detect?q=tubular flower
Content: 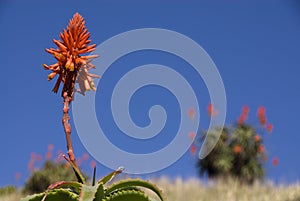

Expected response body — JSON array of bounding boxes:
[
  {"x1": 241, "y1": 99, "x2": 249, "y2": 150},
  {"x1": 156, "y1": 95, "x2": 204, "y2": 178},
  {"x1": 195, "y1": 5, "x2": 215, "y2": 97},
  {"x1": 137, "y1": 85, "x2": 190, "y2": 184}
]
[
  {"x1": 254, "y1": 134, "x2": 261, "y2": 142},
  {"x1": 258, "y1": 144, "x2": 265, "y2": 153},
  {"x1": 233, "y1": 145, "x2": 242, "y2": 154},
  {"x1": 237, "y1": 105, "x2": 249, "y2": 124},
  {"x1": 237, "y1": 114, "x2": 247, "y2": 125},
  {"x1": 242, "y1": 105, "x2": 249, "y2": 115},
  {"x1": 43, "y1": 13, "x2": 99, "y2": 97},
  {"x1": 257, "y1": 106, "x2": 266, "y2": 125},
  {"x1": 189, "y1": 131, "x2": 196, "y2": 141},
  {"x1": 272, "y1": 157, "x2": 279, "y2": 166},
  {"x1": 266, "y1": 123, "x2": 273, "y2": 133},
  {"x1": 190, "y1": 144, "x2": 197, "y2": 155},
  {"x1": 188, "y1": 107, "x2": 195, "y2": 120},
  {"x1": 207, "y1": 103, "x2": 218, "y2": 117}
]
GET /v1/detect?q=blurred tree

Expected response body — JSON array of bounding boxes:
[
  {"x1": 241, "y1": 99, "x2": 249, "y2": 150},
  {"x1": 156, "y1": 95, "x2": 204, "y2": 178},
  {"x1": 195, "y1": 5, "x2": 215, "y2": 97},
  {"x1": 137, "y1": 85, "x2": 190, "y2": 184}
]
[
  {"x1": 197, "y1": 106, "x2": 272, "y2": 184},
  {"x1": 23, "y1": 161, "x2": 87, "y2": 194}
]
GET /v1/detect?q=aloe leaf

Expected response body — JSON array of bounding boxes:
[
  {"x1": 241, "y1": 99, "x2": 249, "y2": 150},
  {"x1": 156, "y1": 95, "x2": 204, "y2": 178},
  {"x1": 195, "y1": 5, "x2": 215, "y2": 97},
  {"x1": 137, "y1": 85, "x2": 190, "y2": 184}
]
[
  {"x1": 39, "y1": 181, "x2": 81, "y2": 201},
  {"x1": 97, "y1": 167, "x2": 124, "y2": 185},
  {"x1": 103, "y1": 189, "x2": 151, "y2": 201},
  {"x1": 105, "y1": 179, "x2": 164, "y2": 201},
  {"x1": 93, "y1": 183, "x2": 105, "y2": 201},
  {"x1": 46, "y1": 181, "x2": 81, "y2": 193},
  {"x1": 21, "y1": 188, "x2": 78, "y2": 201}
]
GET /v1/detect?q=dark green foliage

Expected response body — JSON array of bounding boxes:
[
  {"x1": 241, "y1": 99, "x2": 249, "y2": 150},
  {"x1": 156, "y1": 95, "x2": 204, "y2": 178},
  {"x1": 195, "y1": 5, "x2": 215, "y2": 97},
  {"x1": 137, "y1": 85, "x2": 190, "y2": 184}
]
[
  {"x1": 198, "y1": 123, "x2": 266, "y2": 184},
  {"x1": 23, "y1": 161, "x2": 86, "y2": 194}
]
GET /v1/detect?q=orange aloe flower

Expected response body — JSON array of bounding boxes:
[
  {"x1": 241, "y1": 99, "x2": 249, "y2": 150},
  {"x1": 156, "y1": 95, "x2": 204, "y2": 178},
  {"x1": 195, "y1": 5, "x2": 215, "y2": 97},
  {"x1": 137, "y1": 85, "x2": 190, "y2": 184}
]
[
  {"x1": 189, "y1": 131, "x2": 196, "y2": 141},
  {"x1": 188, "y1": 107, "x2": 195, "y2": 120},
  {"x1": 237, "y1": 105, "x2": 249, "y2": 124},
  {"x1": 266, "y1": 123, "x2": 273, "y2": 133},
  {"x1": 48, "y1": 144, "x2": 54, "y2": 151},
  {"x1": 190, "y1": 144, "x2": 197, "y2": 155},
  {"x1": 207, "y1": 103, "x2": 218, "y2": 117},
  {"x1": 82, "y1": 153, "x2": 89, "y2": 161},
  {"x1": 258, "y1": 144, "x2": 265, "y2": 153},
  {"x1": 242, "y1": 105, "x2": 249, "y2": 115},
  {"x1": 237, "y1": 114, "x2": 247, "y2": 125},
  {"x1": 254, "y1": 134, "x2": 261, "y2": 142},
  {"x1": 43, "y1": 13, "x2": 99, "y2": 97},
  {"x1": 233, "y1": 145, "x2": 242, "y2": 153},
  {"x1": 257, "y1": 106, "x2": 266, "y2": 125},
  {"x1": 272, "y1": 157, "x2": 279, "y2": 166},
  {"x1": 15, "y1": 172, "x2": 21, "y2": 181},
  {"x1": 90, "y1": 160, "x2": 97, "y2": 169}
]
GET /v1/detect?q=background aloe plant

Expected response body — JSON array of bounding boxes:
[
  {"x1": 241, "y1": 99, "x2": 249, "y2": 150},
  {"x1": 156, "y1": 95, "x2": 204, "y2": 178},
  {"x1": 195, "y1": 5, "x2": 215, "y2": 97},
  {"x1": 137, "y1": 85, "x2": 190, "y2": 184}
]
[{"x1": 197, "y1": 105, "x2": 273, "y2": 184}]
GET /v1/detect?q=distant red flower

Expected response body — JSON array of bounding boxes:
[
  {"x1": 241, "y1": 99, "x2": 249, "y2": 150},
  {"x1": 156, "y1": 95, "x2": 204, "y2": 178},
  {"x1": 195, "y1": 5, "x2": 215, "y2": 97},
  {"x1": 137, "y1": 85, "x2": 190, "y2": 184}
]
[
  {"x1": 233, "y1": 145, "x2": 242, "y2": 154},
  {"x1": 28, "y1": 160, "x2": 34, "y2": 172},
  {"x1": 257, "y1": 106, "x2": 265, "y2": 116},
  {"x1": 190, "y1": 144, "x2": 197, "y2": 155},
  {"x1": 259, "y1": 116, "x2": 266, "y2": 125},
  {"x1": 254, "y1": 134, "x2": 261, "y2": 142},
  {"x1": 272, "y1": 157, "x2": 279, "y2": 166},
  {"x1": 189, "y1": 131, "x2": 196, "y2": 141},
  {"x1": 258, "y1": 144, "x2": 265, "y2": 153},
  {"x1": 90, "y1": 160, "x2": 97, "y2": 169},
  {"x1": 257, "y1": 106, "x2": 267, "y2": 125},
  {"x1": 188, "y1": 108, "x2": 195, "y2": 120},
  {"x1": 48, "y1": 144, "x2": 54, "y2": 151},
  {"x1": 46, "y1": 151, "x2": 52, "y2": 160},
  {"x1": 83, "y1": 153, "x2": 89, "y2": 161},
  {"x1": 28, "y1": 152, "x2": 36, "y2": 172},
  {"x1": 237, "y1": 114, "x2": 247, "y2": 125},
  {"x1": 266, "y1": 123, "x2": 273, "y2": 133},
  {"x1": 35, "y1": 154, "x2": 42, "y2": 162},
  {"x1": 207, "y1": 103, "x2": 218, "y2": 116},
  {"x1": 242, "y1": 105, "x2": 249, "y2": 115},
  {"x1": 15, "y1": 172, "x2": 21, "y2": 181},
  {"x1": 30, "y1": 152, "x2": 37, "y2": 159},
  {"x1": 237, "y1": 105, "x2": 249, "y2": 124}
]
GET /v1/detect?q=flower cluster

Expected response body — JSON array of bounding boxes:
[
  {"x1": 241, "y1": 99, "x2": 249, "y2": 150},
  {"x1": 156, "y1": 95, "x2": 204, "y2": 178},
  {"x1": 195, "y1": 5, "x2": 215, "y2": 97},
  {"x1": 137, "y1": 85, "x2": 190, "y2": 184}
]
[
  {"x1": 26, "y1": 144, "x2": 96, "y2": 173},
  {"x1": 43, "y1": 13, "x2": 99, "y2": 97},
  {"x1": 195, "y1": 104, "x2": 278, "y2": 183}
]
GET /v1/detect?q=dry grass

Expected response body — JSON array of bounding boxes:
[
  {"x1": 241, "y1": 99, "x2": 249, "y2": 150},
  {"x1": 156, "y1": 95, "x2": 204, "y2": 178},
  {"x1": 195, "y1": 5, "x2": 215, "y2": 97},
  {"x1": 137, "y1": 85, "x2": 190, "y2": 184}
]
[
  {"x1": 150, "y1": 177, "x2": 300, "y2": 201},
  {"x1": 2, "y1": 177, "x2": 300, "y2": 201},
  {"x1": 0, "y1": 193, "x2": 22, "y2": 201}
]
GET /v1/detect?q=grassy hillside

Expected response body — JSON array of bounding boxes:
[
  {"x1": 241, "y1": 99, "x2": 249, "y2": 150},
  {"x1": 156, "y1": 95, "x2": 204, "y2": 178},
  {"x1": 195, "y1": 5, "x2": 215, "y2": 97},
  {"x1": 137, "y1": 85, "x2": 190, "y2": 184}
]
[
  {"x1": 1, "y1": 177, "x2": 300, "y2": 201},
  {"x1": 151, "y1": 177, "x2": 300, "y2": 201}
]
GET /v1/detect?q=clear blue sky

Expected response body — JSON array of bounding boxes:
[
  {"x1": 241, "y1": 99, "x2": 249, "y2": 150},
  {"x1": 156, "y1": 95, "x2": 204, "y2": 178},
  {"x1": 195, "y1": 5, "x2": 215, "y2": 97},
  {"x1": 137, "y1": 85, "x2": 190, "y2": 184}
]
[{"x1": 1, "y1": 1, "x2": 300, "y2": 187}]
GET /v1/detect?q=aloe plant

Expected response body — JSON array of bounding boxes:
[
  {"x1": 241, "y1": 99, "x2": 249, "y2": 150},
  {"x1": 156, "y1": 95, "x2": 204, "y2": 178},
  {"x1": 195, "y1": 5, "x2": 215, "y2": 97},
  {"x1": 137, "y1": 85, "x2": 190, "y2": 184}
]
[
  {"x1": 21, "y1": 167, "x2": 164, "y2": 201},
  {"x1": 21, "y1": 12, "x2": 164, "y2": 201}
]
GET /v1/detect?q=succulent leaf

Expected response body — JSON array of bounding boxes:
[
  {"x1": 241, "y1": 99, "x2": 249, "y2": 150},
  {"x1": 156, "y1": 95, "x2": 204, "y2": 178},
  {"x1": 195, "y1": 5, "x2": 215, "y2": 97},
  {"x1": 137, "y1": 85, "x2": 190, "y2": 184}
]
[
  {"x1": 97, "y1": 167, "x2": 124, "y2": 185},
  {"x1": 105, "y1": 179, "x2": 164, "y2": 201},
  {"x1": 20, "y1": 188, "x2": 78, "y2": 201},
  {"x1": 103, "y1": 189, "x2": 151, "y2": 201}
]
